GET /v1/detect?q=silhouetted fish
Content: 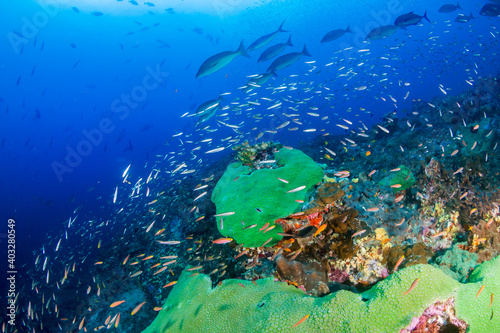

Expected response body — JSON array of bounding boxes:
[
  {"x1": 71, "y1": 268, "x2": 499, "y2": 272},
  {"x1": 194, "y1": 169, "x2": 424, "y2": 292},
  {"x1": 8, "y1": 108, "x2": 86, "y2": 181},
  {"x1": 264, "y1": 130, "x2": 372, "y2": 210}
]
[
  {"x1": 267, "y1": 44, "x2": 311, "y2": 73},
  {"x1": 196, "y1": 41, "x2": 249, "y2": 78},
  {"x1": 321, "y1": 26, "x2": 352, "y2": 43},
  {"x1": 258, "y1": 36, "x2": 293, "y2": 62},
  {"x1": 248, "y1": 20, "x2": 287, "y2": 51},
  {"x1": 438, "y1": 3, "x2": 461, "y2": 13},
  {"x1": 394, "y1": 11, "x2": 430, "y2": 27}
]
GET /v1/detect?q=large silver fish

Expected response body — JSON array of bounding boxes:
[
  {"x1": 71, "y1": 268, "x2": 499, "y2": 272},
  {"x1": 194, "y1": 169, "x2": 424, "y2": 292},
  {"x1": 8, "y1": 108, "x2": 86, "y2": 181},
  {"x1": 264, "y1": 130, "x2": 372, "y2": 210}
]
[
  {"x1": 480, "y1": 3, "x2": 500, "y2": 16},
  {"x1": 195, "y1": 96, "x2": 222, "y2": 116},
  {"x1": 321, "y1": 26, "x2": 352, "y2": 43},
  {"x1": 258, "y1": 36, "x2": 293, "y2": 62},
  {"x1": 267, "y1": 44, "x2": 311, "y2": 73},
  {"x1": 196, "y1": 41, "x2": 249, "y2": 78},
  {"x1": 438, "y1": 3, "x2": 461, "y2": 13},
  {"x1": 248, "y1": 20, "x2": 287, "y2": 52},
  {"x1": 394, "y1": 11, "x2": 430, "y2": 27},
  {"x1": 365, "y1": 25, "x2": 399, "y2": 40}
]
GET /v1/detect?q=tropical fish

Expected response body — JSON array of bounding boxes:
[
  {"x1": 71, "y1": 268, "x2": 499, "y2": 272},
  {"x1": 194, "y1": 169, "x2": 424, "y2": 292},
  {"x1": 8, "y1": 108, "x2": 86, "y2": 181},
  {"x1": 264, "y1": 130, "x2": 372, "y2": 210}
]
[
  {"x1": 480, "y1": 3, "x2": 500, "y2": 16},
  {"x1": 129, "y1": 0, "x2": 138, "y2": 5},
  {"x1": 321, "y1": 26, "x2": 352, "y2": 43},
  {"x1": 248, "y1": 20, "x2": 287, "y2": 51},
  {"x1": 196, "y1": 41, "x2": 249, "y2": 78},
  {"x1": 403, "y1": 278, "x2": 420, "y2": 295},
  {"x1": 394, "y1": 11, "x2": 430, "y2": 27},
  {"x1": 195, "y1": 96, "x2": 222, "y2": 116},
  {"x1": 267, "y1": 45, "x2": 311, "y2": 73},
  {"x1": 258, "y1": 36, "x2": 293, "y2": 62},
  {"x1": 365, "y1": 25, "x2": 399, "y2": 40},
  {"x1": 438, "y1": 3, "x2": 461, "y2": 13},
  {"x1": 212, "y1": 238, "x2": 233, "y2": 244}
]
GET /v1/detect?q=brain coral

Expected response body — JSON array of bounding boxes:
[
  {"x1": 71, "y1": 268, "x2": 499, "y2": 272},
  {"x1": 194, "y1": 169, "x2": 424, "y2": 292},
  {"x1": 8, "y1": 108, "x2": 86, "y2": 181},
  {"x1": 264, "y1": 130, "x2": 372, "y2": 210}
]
[{"x1": 143, "y1": 256, "x2": 500, "y2": 333}]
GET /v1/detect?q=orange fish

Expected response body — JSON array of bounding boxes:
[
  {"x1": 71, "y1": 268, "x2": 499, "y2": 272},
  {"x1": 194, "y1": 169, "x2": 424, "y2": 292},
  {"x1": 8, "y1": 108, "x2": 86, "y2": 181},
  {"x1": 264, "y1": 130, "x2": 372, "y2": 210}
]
[
  {"x1": 393, "y1": 255, "x2": 404, "y2": 272},
  {"x1": 163, "y1": 281, "x2": 177, "y2": 288},
  {"x1": 391, "y1": 184, "x2": 402, "y2": 188},
  {"x1": 314, "y1": 224, "x2": 327, "y2": 237},
  {"x1": 293, "y1": 314, "x2": 310, "y2": 327},
  {"x1": 115, "y1": 313, "x2": 120, "y2": 328},
  {"x1": 366, "y1": 207, "x2": 379, "y2": 212},
  {"x1": 110, "y1": 300, "x2": 125, "y2": 308},
  {"x1": 403, "y1": 278, "x2": 419, "y2": 295},
  {"x1": 368, "y1": 170, "x2": 377, "y2": 177},
  {"x1": 365, "y1": 151, "x2": 371, "y2": 156},
  {"x1": 131, "y1": 302, "x2": 146, "y2": 315},
  {"x1": 351, "y1": 230, "x2": 366, "y2": 238},
  {"x1": 476, "y1": 285, "x2": 485, "y2": 299},
  {"x1": 212, "y1": 238, "x2": 233, "y2": 244}
]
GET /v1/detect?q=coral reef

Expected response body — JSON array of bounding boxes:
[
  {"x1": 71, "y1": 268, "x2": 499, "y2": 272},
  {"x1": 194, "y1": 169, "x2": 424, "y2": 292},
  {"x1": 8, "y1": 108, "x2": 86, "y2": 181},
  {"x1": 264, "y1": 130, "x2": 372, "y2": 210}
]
[
  {"x1": 142, "y1": 256, "x2": 500, "y2": 333},
  {"x1": 274, "y1": 254, "x2": 329, "y2": 296},
  {"x1": 211, "y1": 145, "x2": 324, "y2": 247},
  {"x1": 433, "y1": 243, "x2": 478, "y2": 282}
]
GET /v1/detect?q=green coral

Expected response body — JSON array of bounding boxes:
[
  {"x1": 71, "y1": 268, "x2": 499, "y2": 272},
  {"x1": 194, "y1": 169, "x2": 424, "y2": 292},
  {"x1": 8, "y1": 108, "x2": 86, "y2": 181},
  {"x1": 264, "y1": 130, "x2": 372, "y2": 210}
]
[
  {"x1": 211, "y1": 148, "x2": 323, "y2": 247},
  {"x1": 143, "y1": 256, "x2": 500, "y2": 333},
  {"x1": 433, "y1": 243, "x2": 478, "y2": 282},
  {"x1": 378, "y1": 165, "x2": 415, "y2": 192}
]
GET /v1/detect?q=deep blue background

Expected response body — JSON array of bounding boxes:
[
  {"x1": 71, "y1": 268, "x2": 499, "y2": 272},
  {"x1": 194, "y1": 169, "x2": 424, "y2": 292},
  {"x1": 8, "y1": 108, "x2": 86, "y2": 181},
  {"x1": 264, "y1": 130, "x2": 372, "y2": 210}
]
[{"x1": 0, "y1": 0, "x2": 498, "y2": 281}]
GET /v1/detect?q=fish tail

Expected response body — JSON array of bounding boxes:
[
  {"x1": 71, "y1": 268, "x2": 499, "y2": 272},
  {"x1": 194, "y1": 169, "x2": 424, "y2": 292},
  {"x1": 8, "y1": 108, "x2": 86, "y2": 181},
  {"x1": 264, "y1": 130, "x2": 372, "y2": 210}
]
[
  {"x1": 286, "y1": 35, "x2": 293, "y2": 47},
  {"x1": 457, "y1": 2, "x2": 461, "y2": 10},
  {"x1": 278, "y1": 19, "x2": 287, "y2": 32},
  {"x1": 237, "y1": 40, "x2": 250, "y2": 58},
  {"x1": 346, "y1": 25, "x2": 353, "y2": 34},
  {"x1": 302, "y1": 44, "x2": 312, "y2": 57},
  {"x1": 470, "y1": 12, "x2": 474, "y2": 19},
  {"x1": 423, "y1": 11, "x2": 430, "y2": 22}
]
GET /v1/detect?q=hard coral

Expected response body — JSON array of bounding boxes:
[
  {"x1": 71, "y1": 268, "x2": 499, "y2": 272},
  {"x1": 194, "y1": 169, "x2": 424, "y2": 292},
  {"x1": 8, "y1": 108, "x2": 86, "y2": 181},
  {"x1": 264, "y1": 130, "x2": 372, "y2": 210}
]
[{"x1": 274, "y1": 254, "x2": 330, "y2": 296}]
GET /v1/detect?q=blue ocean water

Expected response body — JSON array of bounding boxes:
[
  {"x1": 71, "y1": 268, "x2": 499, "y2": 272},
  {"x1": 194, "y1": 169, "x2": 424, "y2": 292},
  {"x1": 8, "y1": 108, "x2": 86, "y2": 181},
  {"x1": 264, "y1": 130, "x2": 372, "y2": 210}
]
[{"x1": 1, "y1": 0, "x2": 499, "y2": 332}]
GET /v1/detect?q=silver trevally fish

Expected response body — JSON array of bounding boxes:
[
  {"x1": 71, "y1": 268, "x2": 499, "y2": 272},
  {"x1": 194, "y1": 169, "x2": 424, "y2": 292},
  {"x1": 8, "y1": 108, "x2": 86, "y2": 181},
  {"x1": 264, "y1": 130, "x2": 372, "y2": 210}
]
[
  {"x1": 267, "y1": 45, "x2": 311, "y2": 73},
  {"x1": 196, "y1": 105, "x2": 219, "y2": 126},
  {"x1": 365, "y1": 25, "x2": 399, "y2": 40},
  {"x1": 258, "y1": 36, "x2": 293, "y2": 62},
  {"x1": 196, "y1": 41, "x2": 249, "y2": 78},
  {"x1": 438, "y1": 3, "x2": 461, "y2": 13},
  {"x1": 248, "y1": 20, "x2": 287, "y2": 52},
  {"x1": 394, "y1": 11, "x2": 430, "y2": 27},
  {"x1": 455, "y1": 12, "x2": 474, "y2": 23},
  {"x1": 195, "y1": 96, "x2": 222, "y2": 116},
  {"x1": 241, "y1": 72, "x2": 273, "y2": 93},
  {"x1": 480, "y1": 3, "x2": 500, "y2": 16},
  {"x1": 321, "y1": 26, "x2": 353, "y2": 43}
]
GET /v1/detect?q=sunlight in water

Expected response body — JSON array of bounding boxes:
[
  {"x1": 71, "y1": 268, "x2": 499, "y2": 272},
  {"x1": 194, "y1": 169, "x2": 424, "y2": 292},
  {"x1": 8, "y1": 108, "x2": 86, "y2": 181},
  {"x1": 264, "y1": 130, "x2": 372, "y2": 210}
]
[{"x1": 36, "y1": 0, "x2": 258, "y2": 15}]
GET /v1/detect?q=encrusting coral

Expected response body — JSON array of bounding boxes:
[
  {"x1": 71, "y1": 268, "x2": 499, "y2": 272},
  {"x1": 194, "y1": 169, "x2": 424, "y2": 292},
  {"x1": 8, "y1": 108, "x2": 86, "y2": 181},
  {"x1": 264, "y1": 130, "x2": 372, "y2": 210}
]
[{"x1": 142, "y1": 256, "x2": 500, "y2": 333}]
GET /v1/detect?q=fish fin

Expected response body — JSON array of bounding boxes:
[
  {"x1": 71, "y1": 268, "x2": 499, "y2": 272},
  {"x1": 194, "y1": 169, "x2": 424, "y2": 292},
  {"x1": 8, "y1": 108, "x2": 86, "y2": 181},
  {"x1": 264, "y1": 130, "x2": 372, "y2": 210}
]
[
  {"x1": 286, "y1": 35, "x2": 293, "y2": 47},
  {"x1": 237, "y1": 40, "x2": 250, "y2": 58},
  {"x1": 302, "y1": 44, "x2": 311, "y2": 57},
  {"x1": 278, "y1": 20, "x2": 287, "y2": 32},
  {"x1": 346, "y1": 25, "x2": 353, "y2": 34},
  {"x1": 470, "y1": 12, "x2": 474, "y2": 19},
  {"x1": 423, "y1": 11, "x2": 430, "y2": 22},
  {"x1": 270, "y1": 70, "x2": 279, "y2": 77},
  {"x1": 457, "y1": 2, "x2": 461, "y2": 10}
]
